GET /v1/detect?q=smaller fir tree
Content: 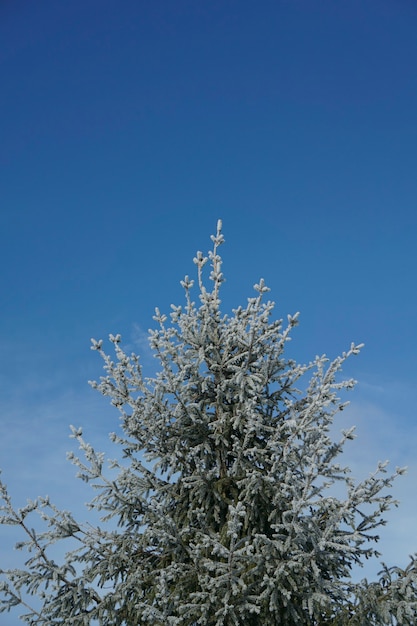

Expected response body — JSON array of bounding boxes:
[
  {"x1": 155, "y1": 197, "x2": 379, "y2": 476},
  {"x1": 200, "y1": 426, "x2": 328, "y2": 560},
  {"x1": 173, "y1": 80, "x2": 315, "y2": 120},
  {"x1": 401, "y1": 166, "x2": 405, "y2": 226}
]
[{"x1": 1, "y1": 221, "x2": 416, "y2": 625}]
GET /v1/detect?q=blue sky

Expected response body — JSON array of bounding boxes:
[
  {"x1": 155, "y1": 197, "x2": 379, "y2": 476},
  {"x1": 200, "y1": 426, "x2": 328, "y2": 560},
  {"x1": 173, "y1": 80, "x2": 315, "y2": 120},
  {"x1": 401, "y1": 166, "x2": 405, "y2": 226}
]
[{"x1": 1, "y1": 0, "x2": 416, "y2": 615}]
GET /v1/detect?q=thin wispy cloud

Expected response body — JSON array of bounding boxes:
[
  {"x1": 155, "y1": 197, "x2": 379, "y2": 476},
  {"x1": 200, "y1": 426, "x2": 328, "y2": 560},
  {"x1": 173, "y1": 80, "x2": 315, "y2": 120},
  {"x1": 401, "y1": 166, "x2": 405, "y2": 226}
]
[{"x1": 334, "y1": 379, "x2": 417, "y2": 581}]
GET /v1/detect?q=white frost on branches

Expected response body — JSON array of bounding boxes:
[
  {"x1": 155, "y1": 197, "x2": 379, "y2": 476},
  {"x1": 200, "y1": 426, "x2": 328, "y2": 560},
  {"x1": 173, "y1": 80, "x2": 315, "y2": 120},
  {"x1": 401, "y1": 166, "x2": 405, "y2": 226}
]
[{"x1": 1, "y1": 221, "x2": 416, "y2": 625}]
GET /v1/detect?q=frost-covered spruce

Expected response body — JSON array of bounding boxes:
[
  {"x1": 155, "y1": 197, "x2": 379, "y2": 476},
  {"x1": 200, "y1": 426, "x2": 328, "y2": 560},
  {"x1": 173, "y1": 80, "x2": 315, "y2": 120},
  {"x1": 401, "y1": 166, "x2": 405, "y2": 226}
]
[{"x1": 1, "y1": 221, "x2": 416, "y2": 625}]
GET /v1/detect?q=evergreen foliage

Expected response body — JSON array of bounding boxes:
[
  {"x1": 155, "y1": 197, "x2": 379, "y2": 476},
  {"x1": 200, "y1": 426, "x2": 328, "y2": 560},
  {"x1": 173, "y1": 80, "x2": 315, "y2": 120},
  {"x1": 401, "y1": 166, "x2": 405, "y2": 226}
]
[{"x1": 1, "y1": 221, "x2": 416, "y2": 624}]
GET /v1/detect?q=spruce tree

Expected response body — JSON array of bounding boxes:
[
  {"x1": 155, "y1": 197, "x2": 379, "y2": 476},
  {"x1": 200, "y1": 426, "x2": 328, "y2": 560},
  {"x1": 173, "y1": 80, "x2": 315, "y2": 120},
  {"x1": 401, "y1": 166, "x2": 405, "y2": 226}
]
[{"x1": 1, "y1": 221, "x2": 416, "y2": 624}]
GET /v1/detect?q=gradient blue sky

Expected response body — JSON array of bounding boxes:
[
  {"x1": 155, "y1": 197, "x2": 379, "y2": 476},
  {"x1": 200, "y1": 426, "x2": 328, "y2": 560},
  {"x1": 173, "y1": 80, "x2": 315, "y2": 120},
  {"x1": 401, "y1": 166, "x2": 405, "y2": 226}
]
[{"x1": 1, "y1": 1, "x2": 416, "y2": 615}]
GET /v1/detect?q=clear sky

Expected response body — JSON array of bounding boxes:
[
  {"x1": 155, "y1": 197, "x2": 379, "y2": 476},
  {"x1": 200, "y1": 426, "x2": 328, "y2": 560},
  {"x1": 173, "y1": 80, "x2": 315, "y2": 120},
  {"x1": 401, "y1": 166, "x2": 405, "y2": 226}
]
[{"x1": 1, "y1": 1, "x2": 416, "y2": 617}]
